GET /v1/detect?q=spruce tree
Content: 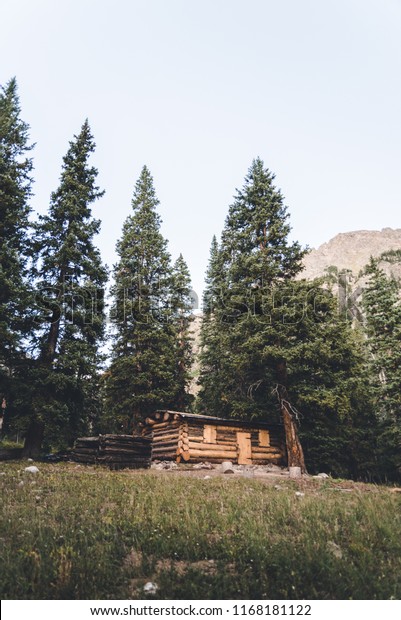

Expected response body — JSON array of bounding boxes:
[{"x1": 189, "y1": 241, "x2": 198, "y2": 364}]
[
  {"x1": 362, "y1": 258, "x2": 401, "y2": 478},
  {"x1": 103, "y1": 167, "x2": 178, "y2": 430},
  {"x1": 0, "y1": 78, "x2": 33, "y2": 418},
  {"x1": 198, "y1": 158, "x2": 375, "y2": 476},
  {"x1": 198, "y1": 235, "x2": 226, "y2": 414},
  {"x1": 25, "y1": 120, "x2": 107, "y2": 454},
  {"x1": 198, "y1": 158, "x2": 307, "y2": 419},
  {"x1": 169, "y1": 253, "x2": 194, "y2": 410},
  {"x1": 363, "y1": 257, "x2": 401, "y2": 420}
]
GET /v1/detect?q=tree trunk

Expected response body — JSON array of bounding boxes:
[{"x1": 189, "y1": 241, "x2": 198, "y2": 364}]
[
  {"x1": 22, "y1": 419, "x2": 45, "y2": 458},
  {"x1": 274, "y1": 361, "x2": 306, "y2": 473},
  {"x1": 281, "y1": 398, "x2": 306, "y2": 473}
]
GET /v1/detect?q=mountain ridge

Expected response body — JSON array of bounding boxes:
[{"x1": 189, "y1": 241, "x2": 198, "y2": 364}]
[{"x1": 299, "y1": 227, "x2": 401, "y2": 280}]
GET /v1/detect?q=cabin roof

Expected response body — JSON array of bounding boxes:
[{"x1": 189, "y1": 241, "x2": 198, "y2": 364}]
[{"x1": 153, "y1": 410, "x2": 282, "y2": 431}]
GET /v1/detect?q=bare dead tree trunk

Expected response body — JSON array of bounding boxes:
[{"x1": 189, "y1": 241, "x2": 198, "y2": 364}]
[
  {"x1": 273, "y1": 364, "x2": 306, "y2": 473},
  {"x1": 280, "y1": 394, "x2": 306, "y2": 472}
]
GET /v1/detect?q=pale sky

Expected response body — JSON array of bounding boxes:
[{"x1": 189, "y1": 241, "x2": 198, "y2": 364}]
[{"x1": 2, "y1": 0, "x2": 401, "y2": 299}]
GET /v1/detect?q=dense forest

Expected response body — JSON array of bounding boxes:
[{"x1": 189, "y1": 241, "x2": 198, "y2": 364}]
[{"x1": 1, "y1": 78, "x2": 400, "y2": 480}]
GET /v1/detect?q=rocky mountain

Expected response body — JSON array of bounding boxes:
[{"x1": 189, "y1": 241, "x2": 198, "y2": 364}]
[{"x1": 299, "y1": 227, "x2": 401, "y2": 281}]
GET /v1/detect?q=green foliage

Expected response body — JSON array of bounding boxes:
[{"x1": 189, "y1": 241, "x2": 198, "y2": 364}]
[
  {"x1": 169, "y1": 254, "x2": 194, "y2": 410},
  {"x1": 198, "y1": 159, "x2": 376, "y2": 478},
  {"x1": 0, "y1": 77, "x2": 34, "y2": 413},
  {"x1": 378, "y1": 249, "x2": 401, "y2": 265},
  {"x1": 103, "y1": 167, "x2": 193, "y2": 431},
  {"x1": 25, "y1": 121, "x2": 108, "y2": 450},
  {"x1": 362, "y1": 258, "x2": 401, "y2": 479}
]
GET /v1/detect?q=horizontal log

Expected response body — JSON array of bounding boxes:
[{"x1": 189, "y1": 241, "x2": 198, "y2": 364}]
[
  {"x1": 251, "y1": 452, "x2": 283, "y2": 460},
  {"x1": 100, "y1": 434, "x2": 151, "y2": 441},
  {"x1": 98, "y1": 458, "x2": 151, "y2": 465},
  {"x1": 189, "y1": 448, "x2": 238, "y2": 459},
  {"x1": 151, "y1": 447, "x2": 179, "y2": 455},
  {"x1": 188, "y1": 441, "x2": 237, "y2": 452},
  {"x1": 149, "y1": 421, "x2": 180, "y2": 431},
  {"x1": 151, "y1": 439, "x2": 179, "y2": 449},
  {"x1": 186, "y1": 426, "x2": 204, "y2": 435},
  {"x1": 152, "y1": 430, "x2": 180, "y2": 440},
  {"x1": 248, "y1": 446, "x2": 284, "y2": 454}
]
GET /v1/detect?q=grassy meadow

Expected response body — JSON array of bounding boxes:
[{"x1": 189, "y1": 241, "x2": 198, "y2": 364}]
[{"x1": 0, "y1": 461, "x2": 400, "y2": 600}]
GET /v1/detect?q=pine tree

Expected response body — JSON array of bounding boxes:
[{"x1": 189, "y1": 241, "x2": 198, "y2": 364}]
[
  {"x1": 0, "y1": 78, "x2": 34, "y2": 418},
  {"x1": 169, "y1": 254, "x2": 194, "y2": 410},
  {"x1": 198, "y1": 158, "x2": 375, "y2": 476},
  {"x1": 197, "y1": 235, "x2": 225, "y2": 414},
  {"x1": 24, "y1": 120, "x2": 107, "y2": 454},
  {"x1": 362, "y1": 258, "x2": 401, "y2": 478},
  {"x1": 363, "y1": 257, "x2": 401, "y2": 419},
  {"x1": 198, "y1": 158, "x2": 307, "y2": 418},
  {"x1": 103, "y1": 166, "x2": 178, "y2": 431},
  {"x1": 202, "y1": 235, "x2": 220, "y2": 315}
]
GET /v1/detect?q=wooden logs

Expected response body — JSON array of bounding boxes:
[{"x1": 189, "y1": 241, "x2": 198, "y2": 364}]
[
  {"x1": 72, "y1": 435, "x2": 152, "y2": 469},
  {"x1": 72, "y1": 437, "x2": 99, "y2": 463}
]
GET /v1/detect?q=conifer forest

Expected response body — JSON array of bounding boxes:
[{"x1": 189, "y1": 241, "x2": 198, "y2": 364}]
[{"x1": 1, "y1": 77, "x2": 400, "y2": 481}]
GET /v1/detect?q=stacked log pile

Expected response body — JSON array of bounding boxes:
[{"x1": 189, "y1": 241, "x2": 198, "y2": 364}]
[
  {"x1": 72, "y1": 437, "x2": 99, "y2": 464},
  {"x1": 97, "y1": 435, "x2": 152, "y2": 469},
  {"x1": 72, "y1": 435, "x2": 152, "y2": 469}
]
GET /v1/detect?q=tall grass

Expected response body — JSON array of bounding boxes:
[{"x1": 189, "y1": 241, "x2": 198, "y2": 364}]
[{"x1": 0, "y1": 462, "x2": 400, "y2": 599}]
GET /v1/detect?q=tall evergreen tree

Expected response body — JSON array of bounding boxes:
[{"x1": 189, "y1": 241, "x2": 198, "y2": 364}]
[
  {"x1": 198, "y1": 158, "x2": 307, "y2": 418},
  {"x1": 202, "y1": 235, "x2": 220, "y2": 315},
  {"x1": 103, "y1": 167, "x2": 178, "y2": 431},
  {"x1": 362, "y1": 258, "x2": 401, "y2": 478},
  {"x1": 363, "y1": 257, "x2": 401, "y2": 420},
  {"x1": 24, "y1": 120, "x2": 107, "y2": 454},
  {"x1": 198, "y1": 158, "x2": 376, "y2": 476},
  {"x1": 169, "y1": 253, "x2": 194, "y2": 410},
  {"x1": 198, "y1": 235, "x2": 225, "y2": 414},
  {"x1": 0, "y1": 78, "x2": 33, "y2": 419}
]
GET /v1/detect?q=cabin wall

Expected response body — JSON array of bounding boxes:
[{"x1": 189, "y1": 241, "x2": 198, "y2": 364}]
[
  {"x1": 141, "y1": 411, "x2": 286, "y2": 465},
  {"x1": 180, "y1": 422, "x2": 285, "y2": 465},
  {"x1": 141, "y1": 412, "x2": 187, "y2": 461}
]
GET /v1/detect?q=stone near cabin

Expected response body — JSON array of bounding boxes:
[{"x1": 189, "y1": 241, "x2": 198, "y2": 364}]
[{"x1": 24, "y1": 465, "x2": 40, "y2": 474}]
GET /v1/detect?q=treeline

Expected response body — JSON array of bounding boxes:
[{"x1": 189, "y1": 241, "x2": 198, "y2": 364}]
[
  {"x1": 0, "y1": 78, "x2": 194, "y2": 456},
  {"x1": 0, "y1": 78, "x2": 400, "y2": 480}
]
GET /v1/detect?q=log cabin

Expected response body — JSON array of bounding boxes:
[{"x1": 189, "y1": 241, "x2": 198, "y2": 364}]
[{"x1": 139, "y1": 410, "x2": 286, "y2": 465}]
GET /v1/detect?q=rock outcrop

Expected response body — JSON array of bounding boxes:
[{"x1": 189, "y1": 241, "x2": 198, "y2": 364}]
[{"x1": 299, "y1": 228, "x2": 401, "y2": 281}]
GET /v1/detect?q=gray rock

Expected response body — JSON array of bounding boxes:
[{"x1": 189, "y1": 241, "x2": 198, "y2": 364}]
[
  {"x1": 24, "y1": 465, "x2": 39, "y2": 474},
  {"x1": 143, "y1": 581, "x2": 158, "y2": 594},
  {"x1": 193, "y1": 462, "x2": 213, "y2": 470}
]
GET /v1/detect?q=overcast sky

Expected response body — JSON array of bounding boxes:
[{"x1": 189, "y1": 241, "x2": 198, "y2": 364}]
[{"x1": 2, "y1": 0, "x2": 401, "y2": 299}]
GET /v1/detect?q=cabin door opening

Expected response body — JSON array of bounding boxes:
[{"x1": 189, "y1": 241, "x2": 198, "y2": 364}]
[{"x1": 237, "y1": 432, "x2": 252, "y2": 465}]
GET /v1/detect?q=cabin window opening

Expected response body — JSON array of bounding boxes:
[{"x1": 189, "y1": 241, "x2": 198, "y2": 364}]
[
  {"x1": 258, "y1": 430, "x2": 270, "y2": 447},
  {"x1": 203, "y1": 425, "x2": 217, "y2": 443}
]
